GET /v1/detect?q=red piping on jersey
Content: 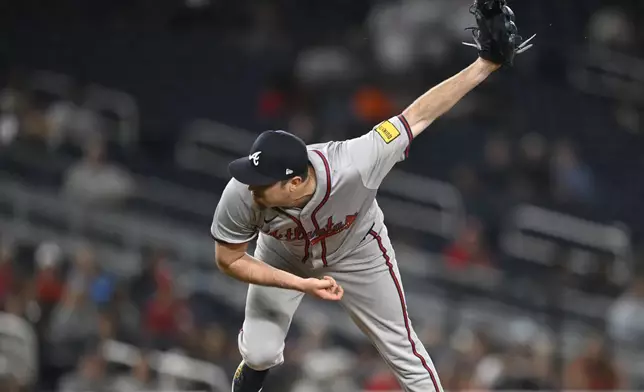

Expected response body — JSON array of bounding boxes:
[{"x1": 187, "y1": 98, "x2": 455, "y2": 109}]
[
  {"x1": 277, "y1": 209, "x2": 310, "y2": 263},
  {"x1": 368, "y1": 229, "x2": 442, "y2": 392},
  {"x1": 311, "y1": 150, "x2": 332, "y2": 267},
  {"x1": 397, "y1": 114, "x2": 413, "y2": 158}
]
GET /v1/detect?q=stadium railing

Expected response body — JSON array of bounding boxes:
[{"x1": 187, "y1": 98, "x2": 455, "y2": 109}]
[
  {"x1": 102, "y1": 339, "x2": 229, "y2": 392},
  {"x1": 27, "y1": 69, "x2": 140, "y2": 150}
]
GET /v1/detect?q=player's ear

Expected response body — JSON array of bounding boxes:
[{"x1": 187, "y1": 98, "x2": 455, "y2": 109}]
[
  {"x1": 279, "y1": 178, "x2": 297, "y2": 190},
  {"x1": 289, "y1": 176, "x2": 303, "y2": 190}
]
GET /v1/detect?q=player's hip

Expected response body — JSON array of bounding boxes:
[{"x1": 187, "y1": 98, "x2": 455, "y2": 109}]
[
  {"x1": 255, "y1": 224, "x2": 394, "y2": 272},
  {"x1": 329, "y1": 223, "x2": 397, "y2": 270}
]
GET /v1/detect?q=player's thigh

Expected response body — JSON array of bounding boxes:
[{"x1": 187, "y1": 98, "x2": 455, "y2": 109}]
[
  {"x1": 332, "y1": 260, "x2": 416, "y2": 346},
  {"x1": 330, "y1": 259, "x2": 443, "y2": 392},
  {"x1": 243, "y1": 282, "x2": 304, "y2": 330},
  {"x1": 240, "y1": 280, "x2": 304, "y2": 370},
  {"x1": 239, "y1": 245, "x2": 305, "y2": 369}
]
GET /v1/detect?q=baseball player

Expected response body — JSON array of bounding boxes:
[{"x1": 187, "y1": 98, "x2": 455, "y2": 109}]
[{"x1": 211, "y1": 2, "x2": 534, "y2": 391}]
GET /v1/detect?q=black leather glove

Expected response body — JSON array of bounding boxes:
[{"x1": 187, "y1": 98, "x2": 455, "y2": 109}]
[{"x1": 462, "y1": 0, "x2": 536, "y2": 66}]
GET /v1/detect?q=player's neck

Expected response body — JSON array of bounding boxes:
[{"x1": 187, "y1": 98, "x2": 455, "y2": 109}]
[{"x1": 291, "y1": 166, "x2": 317, "y2": 208}]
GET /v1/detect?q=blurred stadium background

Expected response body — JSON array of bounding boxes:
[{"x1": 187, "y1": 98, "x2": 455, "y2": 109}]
[{"x1": 1, "y1": 0, "x2": 644, "y2": 391}]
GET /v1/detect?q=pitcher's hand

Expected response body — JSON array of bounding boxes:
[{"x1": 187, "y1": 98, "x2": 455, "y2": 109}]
[{"x1": 300, "y1": 276, "x2": 344, "y2": 301}]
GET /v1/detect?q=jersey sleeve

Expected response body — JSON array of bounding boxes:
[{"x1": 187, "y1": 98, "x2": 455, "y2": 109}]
[
  {"x1": 210, "y1": 179, "x2": 259, "y2": 244},
  {"x1": 344, "y1": 114, "x2": 413, "y2": 189}
]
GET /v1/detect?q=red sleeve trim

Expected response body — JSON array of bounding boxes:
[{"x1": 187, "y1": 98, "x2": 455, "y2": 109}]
[{"x1": 397, "y1": 114, "x2": 413, "y2": 158}]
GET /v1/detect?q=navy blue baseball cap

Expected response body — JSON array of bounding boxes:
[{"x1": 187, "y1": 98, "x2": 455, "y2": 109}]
[{"x1": 228, "y1": 130, "x2": 309, "y2": 186}]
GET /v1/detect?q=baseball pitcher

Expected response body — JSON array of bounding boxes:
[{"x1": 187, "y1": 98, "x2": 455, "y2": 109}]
[{"x1": 211, "y1": 2, "x2": 535, "y2": 391}]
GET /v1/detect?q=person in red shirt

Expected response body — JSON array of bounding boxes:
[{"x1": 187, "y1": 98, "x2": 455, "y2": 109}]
[
  {"x1": 564, "y1": 335, "x2": 624, "y2": 390},
  {"x1": 34, "y1": 242, "x2": 65, "y2": 305},
  {"x1": 0, "y1": 244, "x2": 13, "y2": 303},
  {"x1": 143, "y1": 272, "x2": 192, "y2": 348},
  {"x1": 363, "y1": 370, "x2": 401, "y2": 391},
  {"x1": 442, "y1": 217, "x2": 491, "y2": 270}
]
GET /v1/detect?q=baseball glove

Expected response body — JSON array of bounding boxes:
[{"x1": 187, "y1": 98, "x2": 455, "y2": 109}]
[{"x1": 462, "y1": 0, "x2": 536, "y2": 66}]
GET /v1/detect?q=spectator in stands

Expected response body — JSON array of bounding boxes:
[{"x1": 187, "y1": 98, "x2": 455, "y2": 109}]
[
  {"x1": 491, "y1": 342, "x2": 554, "y2": 391},
  {"x1": 45, "y1": 86, "x2": 104, "y2": 151},
  {"x1": 20, "y1": 99, "x2": 51, "y2": 145},
  {"x1": 33, "y1": 242, "x2": 64, "y2": 316},
  {"x1": 257, "y1": 76, "x2": 289, "y2": 124},
  {"x1": 289, "y1": 316, "x2": 361, "y2": 392},
  {"x1": 291, "y1": 344, "x2": 361, "y2": 392},
  {"x1": 47, "y1": 287, "x2": 101, "y2": 374},
  {"x1": 588, "y1": 7, "x2": 636, "y2": 53},
  {"x1": 97, "y1": 311, "x2": 118, "y2": 344},
  {"x1": 66, "y1": 246, "x2": 93, "y2": 289},
  {"x1": 243, "y1": 2, "x2": 289, "y2": 54},
  {"x1": 608, "y1": 276, "x2": 644, "y2": 345},
  {"x1": 352, "y1": 85, "x2": 395, "y2": 125},
  {"x1": 530, "y1": 332, "x2": 555, "y2": 387},
  {"x1": 477, "y1": 132, "x2": 515, "y2": 249},
  {"x1": 293, "y1": 44, "x2": 358, "y2": 88},
  {"x1": 551, "y1": 139, "x2": 595, "y2": 206},
  {"x1": 366, "y1": 0, "x2": 431, "y2": 73},
  {"x1": 564, "y1": 334, "x2": 624, "y2": 390},
  {"x1": 450, "y1": 163, "x2": 493, "y2": 222},
  {"x1": 197, "y1": 324, "x2": 230, "y2": 367},
  {"x1": 0, "y1": 241, "x2": 14, "y2": 304},
  {"x1": 111, "y1": 354, "x2": 158, "y2": 392},
  {"x1": 0, "y1": 294, "x2": 38, "y2": 390},
  {"x1": 143, "y1": 273, "x2": 192, "y2": 350},
  {"x1": 514, "y1": 132, "x2": 550, "y2": 203},
  {"x1": 0, "y1": 70, "x2": 28, "y2": 147},
  {"x1": 61, "y1": 138, "x2": 136, "y2": 207},
  {"x1": 287, "y1": 110, "x2": 317, "y2": 143},
  {"x1": 57, "y1": 349, "x2": 114, "y2": 392},
  {"x1": 130, "y1": 248, "x2": 170, "y2": 307},
  {"x1": 442, "y1": 217, "x2": 491, "y2": 270},
  {"x1": 362, "y1": 365, "x2": 401, "y2": 392},
  {"x1": 66, "y1": 245, "x2": 114, "y2": 308},
  {"x1": 107, "y1": 285, "x2": 141, "y2": 344},
  {"x1": 464, "y1": 330, "x2": 499, "y2": 389},
  {"x1": 481, "y1": 133, "x2": 512, "y2": 193},
  {"x1": 351, "y1": 342, "x2": 383, "y2": 389},
  {"x1": 440, "y1": 327, "x2": 493, "y2": 391},
  {"x1": 0, "y1": 85, "x2": 20, "y2": 146}
]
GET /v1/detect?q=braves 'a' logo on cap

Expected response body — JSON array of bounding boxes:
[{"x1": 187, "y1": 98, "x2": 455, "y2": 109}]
[{"x1": 249, "y1": 151, "x2": 262, "y2": 166}]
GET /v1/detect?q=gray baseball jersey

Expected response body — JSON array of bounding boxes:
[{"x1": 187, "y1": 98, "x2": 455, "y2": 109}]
[{"x1": 211, "y1": 115, "x2": 444, "y2": 392}]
